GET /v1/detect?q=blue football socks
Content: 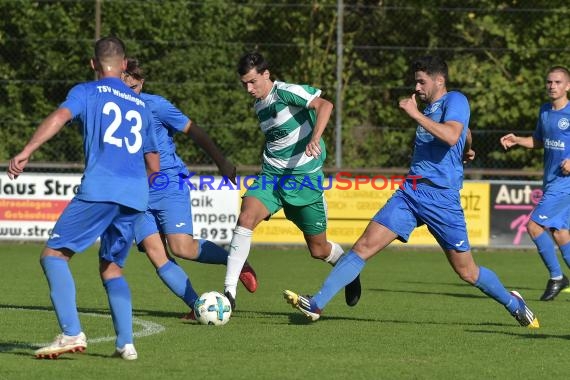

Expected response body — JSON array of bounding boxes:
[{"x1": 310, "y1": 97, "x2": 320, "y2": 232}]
[
  {"x1": 194, "y1": 239, "x2": 229, "y2": 264},
  {"x1": 532, "y1": 231, "x2": 562, "y2": 279},
  {"x1": 475, "y1": 266, "x2": 519, "y2": 313},
  {"x1": 559, "y1": 241, "x2": 570, "y2": 269},
  {"x1": 103, "y1": 276, "x2": 133, "y2": 349},
  {"x1": 313, "y1": 250, "x2": 365, "y2": 309},
  {"x1": 40, "y1": 256, "x2": 82, "y2": 336},
  {"x1": 157, "y1": 260, "x2": 198, "y2": 308}
]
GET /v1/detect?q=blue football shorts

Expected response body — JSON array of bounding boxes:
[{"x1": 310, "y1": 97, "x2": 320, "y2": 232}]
[
  {"x1": 47, "y1": 197, "x2": 140, "y2": 267},
  {"x1": 530, "y1": 190, "x2": 570, "y2": 230},
  {"x1": 134, "y1": 179, "x2": 193, "y2": 245},
  {"x1": 372, "y1": 182, "x2": 471, "y2": 251}
]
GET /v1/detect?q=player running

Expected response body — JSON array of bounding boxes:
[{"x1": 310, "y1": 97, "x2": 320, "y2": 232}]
[
  {"x1": 284, "y1": 56, "x2": 539, "y2": 329},
  {"x1": 121, "y1": 59, "x2": 257, "y2": 320}
]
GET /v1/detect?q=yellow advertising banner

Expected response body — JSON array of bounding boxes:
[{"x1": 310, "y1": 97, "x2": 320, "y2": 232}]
[{"x1": 251, "y1": 180, "x2": 490, "y2": 247}]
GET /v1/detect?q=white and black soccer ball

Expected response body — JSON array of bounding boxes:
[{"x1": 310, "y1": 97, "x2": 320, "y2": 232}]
[{"x1": 194, "y1": 291, "x2": 232, "y2": 326}]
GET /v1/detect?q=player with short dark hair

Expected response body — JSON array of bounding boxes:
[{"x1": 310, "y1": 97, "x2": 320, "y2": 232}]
[
  {"x1": 121, "y1": 58, "x2": 257, "y2": 320},
  {"x1": 500, "y1": 66, "x2": 570, "y2": 301},
  {"x1": 285, "y1": 56, "x2": 539, "y2": 329},
  {"x1": 223, "y1": 51, "x2": 361, "y2": 310},
  {"x1": 8, "y1": 36, "x2": 159, "y2": 360}
]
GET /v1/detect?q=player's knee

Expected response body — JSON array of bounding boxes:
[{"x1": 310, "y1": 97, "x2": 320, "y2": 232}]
[
  {"x1": 526, "y1": 219, "x2": 544, "y2": 238},
  {"x1": 236, "y1": 213, "x2": 259, "y2": 230},
  {"x1": 456, "y1": 268, "x2": 477, "y2": 284},
  {"x1": 169, "y1": 240, "x2": 198, "y2": 260},
  {"x1": 99, "y1": 261, "x2": 122, "y2": 281},
  {"x1": 307, "y1": 243, "x2": 329, "y2": 260},
  {"x1": 145, "y1": 245, "x2": 167, "y2": 261}
]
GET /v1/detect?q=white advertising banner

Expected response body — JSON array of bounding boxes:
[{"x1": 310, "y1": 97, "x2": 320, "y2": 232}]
[{"x1": 0, "y1": 173, "x2": 239, "y2": 243}]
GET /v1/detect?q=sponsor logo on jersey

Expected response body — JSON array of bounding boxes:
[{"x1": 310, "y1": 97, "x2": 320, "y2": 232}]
[
  {"x1": 425, "y1": 102, "x2": 441, "y2": 114},
  {"x1": 544, "y1": 138, "x2": 565, "y2": 150}
]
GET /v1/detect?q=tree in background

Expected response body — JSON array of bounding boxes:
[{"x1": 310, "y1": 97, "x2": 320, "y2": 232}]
[{"x1": 1, "y1": 0, "x2": 569, "y2": 174}]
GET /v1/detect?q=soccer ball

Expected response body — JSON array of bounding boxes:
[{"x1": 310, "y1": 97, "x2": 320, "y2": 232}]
[{"x1": 194, "y1": 291, "x2": 232, "y2": 326}]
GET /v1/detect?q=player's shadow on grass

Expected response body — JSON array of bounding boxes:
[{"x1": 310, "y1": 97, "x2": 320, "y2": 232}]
[
  {"x1": 0, "y1": 343, "x2": 37, "y2": 355},
  {"x1": 264, "y1": 307, "x2": 511, "y2": 327},
  {"x1": 0, "y1": 343, "x2": 103, "y2": 360},
  {"x1": 0, "y1": 302, "x2": 184, "y2": 320},
  {"x1": 132, "y1": 308, "x2": 188, "y2": 319},
  {"x1": 284, "y1": 312, "x2": 379, "y2": 325},
  {"x1": 221, "y1": 308, "x2": 378, "y2": 324},
  {"x1": 218, "y1": 306, "x2": 517, "y2": 328},
  {"x1": 401, "y1": 280, "x2": 537, "y2": 291},
  {"x1": 0, "y1": 304, "x2": 54, "y2": 312},
  {"x1": 466, "y1": 329, "x2": 570, "y2": 340},
  {"x1": 230, "y1": 304, "x2": 516, "y2": 328},
  {"x1": 368, "y1": 287, "x2": 487, "y2": 299},
  {"x1": 281, "y1": 312, "x2": 514, "y2": 327},
  {"x1": 0, "y1": 339, "x2": 84, "y2": 359}
]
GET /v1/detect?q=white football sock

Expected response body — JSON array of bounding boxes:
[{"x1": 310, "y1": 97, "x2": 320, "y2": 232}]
[
  {"x1": 224, "y1": 226, "x2": 253, "y2": 298},
  {"x1": 324, "y1": 241, "x2": 344, "y2": 266}
]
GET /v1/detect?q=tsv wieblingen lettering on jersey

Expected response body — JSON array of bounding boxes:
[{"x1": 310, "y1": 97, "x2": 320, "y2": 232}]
[{"x1": 62, "y1": 77, "x2": 156, "y2": 211}]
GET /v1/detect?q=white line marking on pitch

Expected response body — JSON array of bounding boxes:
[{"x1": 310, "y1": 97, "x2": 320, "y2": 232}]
[{"x1": 2, "y1": 308, "x2": 165, "y2": 347}]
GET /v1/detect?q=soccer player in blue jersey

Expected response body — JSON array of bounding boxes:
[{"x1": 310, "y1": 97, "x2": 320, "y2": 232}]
[
  {"x1": 500, "y1": 66, "x2": 570, "y2": 301},
  {"x1": 7, "y1": 36, "x2": 158, "y2": 360},
  {"x1": 224, "y1": 51, "x2": 361, "y2": 311},
  {"x1": 121, "y1": 59, "x2": 257, "y2": 319},
  {"x1": 284, "y1": 56, "x2": 539, "y2": 328}
]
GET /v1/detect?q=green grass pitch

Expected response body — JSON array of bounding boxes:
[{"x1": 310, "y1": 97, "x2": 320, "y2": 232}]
[{"x1": 0, "y1": 243, "x2": 568, "y2": 379}]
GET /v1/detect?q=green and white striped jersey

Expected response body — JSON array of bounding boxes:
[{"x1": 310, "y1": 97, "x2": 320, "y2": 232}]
[{"x1": 254, "y1": 81, "x2": 327, "y2": 176}]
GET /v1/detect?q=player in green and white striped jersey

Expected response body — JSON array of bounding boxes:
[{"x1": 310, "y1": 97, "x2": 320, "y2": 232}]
[{"x1": 223, "y1": 51, "x2": 361, "y2": 310}]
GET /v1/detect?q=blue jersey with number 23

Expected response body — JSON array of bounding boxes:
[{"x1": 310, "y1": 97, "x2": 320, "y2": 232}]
[{"x1": 60, "y1": 77, "x2": 157, "y2": 211}]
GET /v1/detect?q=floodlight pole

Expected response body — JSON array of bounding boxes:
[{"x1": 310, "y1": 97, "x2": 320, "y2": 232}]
[
  {"x1": 335, "y1": 0, "x2": 344, "y2": 168},
  {"x1": 94, "y1": 0, "x2": 102, "y2": 81}
]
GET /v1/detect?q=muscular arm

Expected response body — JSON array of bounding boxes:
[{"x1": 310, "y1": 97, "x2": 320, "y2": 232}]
[
  {"x1": 417, "y1": 116, "x2": 463, "y2": 146},
  {"x1": 399, "y1": 93, "x2": 462, "y2": 146},
  {"x1": 306, "y1": 96, "x2": 334, "y2": 157}
]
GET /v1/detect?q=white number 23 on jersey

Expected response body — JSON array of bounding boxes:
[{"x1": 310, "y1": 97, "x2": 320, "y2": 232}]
[{"x1": 102, "y1": 101, "x2": 143, "y2": 154}]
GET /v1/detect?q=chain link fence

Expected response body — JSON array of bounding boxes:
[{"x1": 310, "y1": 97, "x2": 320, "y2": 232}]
[{"x1": 1, "y1": 1, "x2": 566, "y2": 180}]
